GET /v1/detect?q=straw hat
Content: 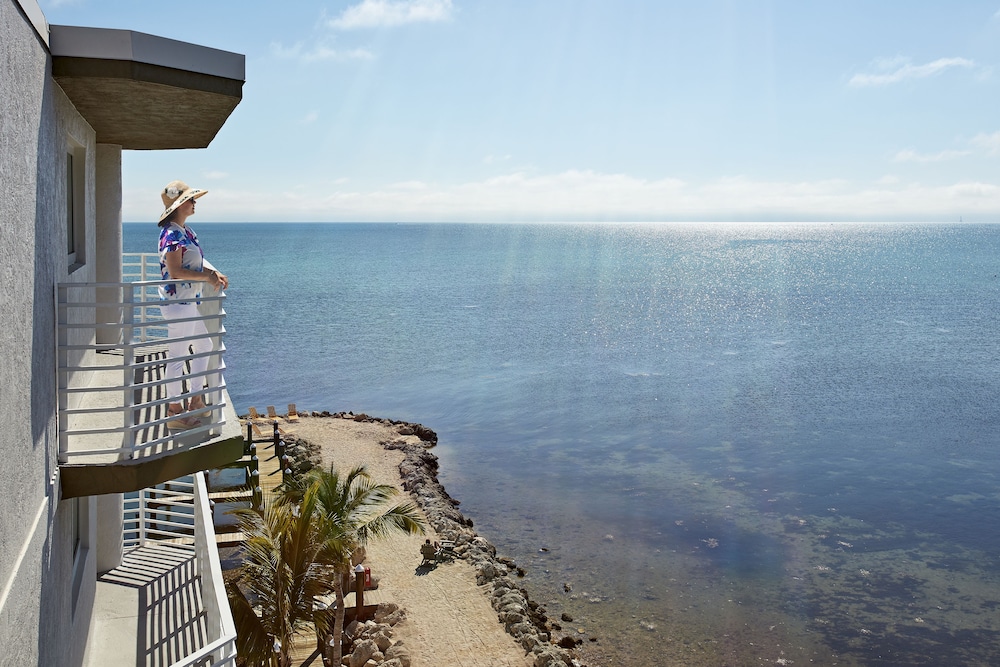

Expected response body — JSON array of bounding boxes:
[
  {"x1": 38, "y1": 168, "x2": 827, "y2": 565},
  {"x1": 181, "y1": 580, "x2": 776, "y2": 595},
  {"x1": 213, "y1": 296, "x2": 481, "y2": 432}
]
[{"x1": 159, "y1": 180, "x2": 207, "y2": 222}]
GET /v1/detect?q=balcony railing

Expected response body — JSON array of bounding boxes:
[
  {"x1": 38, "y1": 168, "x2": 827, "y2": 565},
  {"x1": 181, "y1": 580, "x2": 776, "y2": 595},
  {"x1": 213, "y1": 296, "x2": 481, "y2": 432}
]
[
  {"x1": 91, "y1": 472, "x2": 237, "y2": 667},
  {"x1": 57, "y1": 253, "x2": 229, "y2": 463}
]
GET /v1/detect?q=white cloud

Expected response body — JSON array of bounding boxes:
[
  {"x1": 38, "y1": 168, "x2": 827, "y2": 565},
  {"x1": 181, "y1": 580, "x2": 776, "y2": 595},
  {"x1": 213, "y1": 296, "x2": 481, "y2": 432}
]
[
  {"x1": 892, "y1": 148, "x2": 971, "y2": 163},
  {"x1": 270, "y1": 41, "x2": 374, "y2": 62},
  {"x1": 329, "y1": 0, "x2": 454, "y2": 30},
  {"x1": 891, "y1": 130, "x2": 1000, "y2": 164},
  {"x1": 203, "y1": 171, "x2": 229, "y2": 180},
  {"x1": 131, "y1": 170, "x2": 1000, "y2": 223},
  {"x1": 849, "y1": 56, "x2": 975, "y2": 87},
  {"x1": 301, "y1": 111, "x2": 320, "y2": 124},
  {"x1": 971, "y1": 131, "x2": 1000, "y2": 156}
]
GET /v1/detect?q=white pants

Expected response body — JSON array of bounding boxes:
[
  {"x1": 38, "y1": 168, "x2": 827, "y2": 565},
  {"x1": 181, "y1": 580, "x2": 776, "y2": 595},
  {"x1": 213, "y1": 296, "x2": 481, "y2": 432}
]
[{"x1": 160, "y1": 302, "x2": 213, "y2": 402}]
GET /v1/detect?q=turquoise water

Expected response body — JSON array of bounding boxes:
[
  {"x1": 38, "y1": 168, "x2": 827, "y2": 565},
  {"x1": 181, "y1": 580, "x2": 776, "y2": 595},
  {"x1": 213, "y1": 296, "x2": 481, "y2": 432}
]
[{"x1": 126, "y1": 222, "x2": 1000, "y2": 665}]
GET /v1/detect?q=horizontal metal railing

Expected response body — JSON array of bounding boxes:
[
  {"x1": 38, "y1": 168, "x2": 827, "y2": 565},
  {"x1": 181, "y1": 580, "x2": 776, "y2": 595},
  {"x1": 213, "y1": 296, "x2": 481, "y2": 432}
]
[
  {"x1": 56, "y1": 257, "x2": 228, "y2": 461},
  {"x1": 123, "y1": 252, "x2": 170, "y2": 343},
  {"x1": 124, "y1": 473, "x2": 237, "y2": 667}
]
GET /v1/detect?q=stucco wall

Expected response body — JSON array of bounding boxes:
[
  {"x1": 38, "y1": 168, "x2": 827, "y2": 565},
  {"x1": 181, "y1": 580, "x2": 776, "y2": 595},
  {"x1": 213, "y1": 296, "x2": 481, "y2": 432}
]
[{"x1": 0, "y1": 1, "x2": 98, "y2": 664}]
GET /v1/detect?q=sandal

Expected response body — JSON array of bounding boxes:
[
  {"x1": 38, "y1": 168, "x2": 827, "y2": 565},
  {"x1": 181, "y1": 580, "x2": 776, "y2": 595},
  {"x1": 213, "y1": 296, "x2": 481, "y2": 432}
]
[
  {"x1": 167, "y1": 414, "x2": 202, "y2": 430},
  {"x1": 167, "y1": 407, "x2": 202, "y2": 431},
  {"x1": 186, "y1": 399, "x2": 213, "y2": 420}
]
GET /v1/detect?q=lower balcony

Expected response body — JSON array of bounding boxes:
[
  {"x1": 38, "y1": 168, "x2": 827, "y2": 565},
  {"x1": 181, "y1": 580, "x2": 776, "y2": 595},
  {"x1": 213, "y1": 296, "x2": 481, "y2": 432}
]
[{"x1": 84, "y1": 473, "x2": 237, "y2": 667}]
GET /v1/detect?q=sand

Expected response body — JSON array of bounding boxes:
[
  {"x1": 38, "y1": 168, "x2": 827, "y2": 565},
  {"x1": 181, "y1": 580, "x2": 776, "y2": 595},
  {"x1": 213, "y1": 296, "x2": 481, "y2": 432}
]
[{"x1": 281, "y1": 415, "x2": 535, "y2": 667}]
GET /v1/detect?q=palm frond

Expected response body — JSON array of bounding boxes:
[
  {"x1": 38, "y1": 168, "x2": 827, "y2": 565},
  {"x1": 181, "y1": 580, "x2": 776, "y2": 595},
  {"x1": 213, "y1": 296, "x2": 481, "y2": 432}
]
[{"x1": 226, "y1": 580, "x2": 273, "y2": 667}]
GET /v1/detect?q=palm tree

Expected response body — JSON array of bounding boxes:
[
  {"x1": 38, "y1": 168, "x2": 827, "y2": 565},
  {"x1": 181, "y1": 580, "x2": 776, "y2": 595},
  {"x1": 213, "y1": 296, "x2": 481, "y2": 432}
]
[
  {"x1": 277, "y1": 464, "x2": 426, "y2": 666},
  {"x1": 225, "y1": 500, "x2": 331, "y2": 667}
]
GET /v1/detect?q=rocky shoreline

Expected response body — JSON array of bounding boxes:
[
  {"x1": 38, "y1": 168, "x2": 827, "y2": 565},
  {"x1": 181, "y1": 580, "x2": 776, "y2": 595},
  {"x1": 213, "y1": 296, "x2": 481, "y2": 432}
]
[{"x1": 304, "y1": 411, "x2": 586, "y2": 667}]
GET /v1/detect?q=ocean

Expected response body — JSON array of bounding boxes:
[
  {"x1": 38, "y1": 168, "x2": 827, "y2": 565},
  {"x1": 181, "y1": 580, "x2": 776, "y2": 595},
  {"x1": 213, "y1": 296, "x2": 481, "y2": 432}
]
[{"x1": 126, "y1": 222, "x2": 1000, "y2": 666}]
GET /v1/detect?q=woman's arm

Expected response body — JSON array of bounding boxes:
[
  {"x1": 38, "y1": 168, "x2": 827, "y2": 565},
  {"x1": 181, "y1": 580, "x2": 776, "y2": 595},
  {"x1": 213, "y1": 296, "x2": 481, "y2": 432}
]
[{"x1": 163, "y1": 250, "x2": 227, "y2": 289}]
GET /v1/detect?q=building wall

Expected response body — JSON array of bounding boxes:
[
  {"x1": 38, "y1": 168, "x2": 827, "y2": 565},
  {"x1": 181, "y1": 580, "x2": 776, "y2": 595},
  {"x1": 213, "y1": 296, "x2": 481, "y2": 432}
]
[{"x1": 0, "y1": 1, "x2": 98, "y2": 664}]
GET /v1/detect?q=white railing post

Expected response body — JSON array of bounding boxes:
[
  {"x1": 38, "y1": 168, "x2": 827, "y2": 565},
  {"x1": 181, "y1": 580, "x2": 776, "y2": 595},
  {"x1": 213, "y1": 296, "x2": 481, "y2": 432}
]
[
  {"x1": 122, "y1": 284, "x2": 136, "y2": 455},
  {"x1": 138, "y1": 488, "x2": 147, "y2": 547},
  {"x1": 199, "y1": 286, "x2": 225, "y2": 434},
  {"x1": 140, "y1": 254, "x2": 157, "y2": 343}
]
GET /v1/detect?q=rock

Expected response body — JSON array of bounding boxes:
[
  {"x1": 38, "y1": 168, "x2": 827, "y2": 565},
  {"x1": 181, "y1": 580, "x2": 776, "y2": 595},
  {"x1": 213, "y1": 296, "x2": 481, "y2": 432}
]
[
  {"x1": 560, "y1": 612, "x2": 574, "y2": 622},
  {"x1": 373, "y1": 630, "x2": 392, "y2": 652},
  {"x1": 348, "y1": 639, "x2": 377, "y2": 667},
  {"x1": 382, "y1": 610, "x2": 406, "y2": 626},
  {"x1": 374, "y1": 602, "x2": 400, "y2": 623},
  {"x1": 520, "y1": 633, "x2": 543, "y2": 653},
  {"x1": 509, "y1": 621, "x2": 535, "y2": 637},
  {"x1": 384, "y1": 643, "x2": 411, "y2": 667},
  {"x1": 495, "y1": 591, "x2": 525, "y2": 611},
  {"x1": 501, "y1": 611, "x2": 525, "y2": 627},
  {"x1": 476, "y1": 562, "x2": 498, "y2": 584},
  {"x1": 533, "y1": 647, "x2": 572, "y2": 667}
]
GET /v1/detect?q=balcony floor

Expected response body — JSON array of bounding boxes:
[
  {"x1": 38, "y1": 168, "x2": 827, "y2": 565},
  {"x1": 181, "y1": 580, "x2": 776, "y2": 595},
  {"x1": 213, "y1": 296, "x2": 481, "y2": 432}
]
[
  {"x1": 84, "y1": 544, "x2": 208, "y2": 667},
  {"x1": 66, "y1": 347, "x2": 227, "y2": 464},
  {"x1": 60, "y1": 347, "x2": 244, "y2": 499}
]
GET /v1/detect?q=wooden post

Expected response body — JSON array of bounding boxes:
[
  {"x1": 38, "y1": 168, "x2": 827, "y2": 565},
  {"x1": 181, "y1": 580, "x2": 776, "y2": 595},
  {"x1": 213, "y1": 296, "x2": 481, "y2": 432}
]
[{"x1": 354, "y1": 564, "x2": 365, "y2": 620}]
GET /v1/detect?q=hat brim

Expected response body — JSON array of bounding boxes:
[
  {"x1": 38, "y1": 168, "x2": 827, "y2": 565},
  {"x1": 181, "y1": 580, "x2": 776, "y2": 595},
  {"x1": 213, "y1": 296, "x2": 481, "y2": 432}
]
[{"x1": 159, "y1": 188, "x2": 208, "y2": 222}]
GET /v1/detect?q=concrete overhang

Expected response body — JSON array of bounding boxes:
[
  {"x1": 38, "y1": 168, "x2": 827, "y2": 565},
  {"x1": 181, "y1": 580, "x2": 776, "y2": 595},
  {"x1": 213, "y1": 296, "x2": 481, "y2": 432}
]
[{"x1": 49, "y1": 25, "x2": 245, "y2": 150}]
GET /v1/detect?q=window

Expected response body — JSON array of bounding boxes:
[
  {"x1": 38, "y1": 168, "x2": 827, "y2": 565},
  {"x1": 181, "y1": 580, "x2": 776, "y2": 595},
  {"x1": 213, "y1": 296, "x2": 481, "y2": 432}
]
[
  {"x1": 70, "y1": 497, "x2": 90, "y2": 615},
  {"x1": 66, "y1": 142, "x2": 86, "y2": 269}
]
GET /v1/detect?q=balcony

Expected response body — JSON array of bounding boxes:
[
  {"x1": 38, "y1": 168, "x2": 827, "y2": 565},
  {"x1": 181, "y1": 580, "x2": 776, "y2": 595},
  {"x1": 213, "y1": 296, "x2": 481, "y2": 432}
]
[
  {"x1": 57, "y1": 253, "x2": 244, "y2": 499},
  {"x1": 84, "y1": 472, "x2": 237, "y2": 667}
]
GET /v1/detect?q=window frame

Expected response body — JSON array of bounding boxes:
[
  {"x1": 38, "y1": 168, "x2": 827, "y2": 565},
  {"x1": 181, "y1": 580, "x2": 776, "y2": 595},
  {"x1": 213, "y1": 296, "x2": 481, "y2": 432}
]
[{"x1": 65, "y1": 140, "x2": 86, "y2": 271}]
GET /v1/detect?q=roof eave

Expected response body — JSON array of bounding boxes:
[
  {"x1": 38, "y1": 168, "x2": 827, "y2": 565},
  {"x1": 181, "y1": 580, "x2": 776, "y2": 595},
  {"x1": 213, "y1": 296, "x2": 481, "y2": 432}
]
[{"x1": 49, "y1": 25, "x2": 245, "y2": 150}]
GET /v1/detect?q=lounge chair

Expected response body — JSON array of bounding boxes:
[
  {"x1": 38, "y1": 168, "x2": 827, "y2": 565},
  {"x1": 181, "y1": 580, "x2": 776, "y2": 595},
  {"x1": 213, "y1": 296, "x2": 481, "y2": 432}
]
[
  {"x1": 287, "y1": 403, "x2": 299, "y2": 422},
  {"x1": 264, "y1": 405, "x2": 286, "y2": 433},
  {"x1": 437, "y1": 540, "x2": 456, "y2": 562},
  {"x1": 245, "y1": 407, "x2": 264, "y2": 437},
  {"x1": 419, "y1": 540, "x2": 437, "y2": 567}
]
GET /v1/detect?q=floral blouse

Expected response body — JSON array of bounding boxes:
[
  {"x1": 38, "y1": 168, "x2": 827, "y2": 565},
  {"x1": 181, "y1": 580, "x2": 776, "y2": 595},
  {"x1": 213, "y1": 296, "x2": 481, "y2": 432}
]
[{"x1": 158, "y1": 223, "x2": 205, "y2": 302}]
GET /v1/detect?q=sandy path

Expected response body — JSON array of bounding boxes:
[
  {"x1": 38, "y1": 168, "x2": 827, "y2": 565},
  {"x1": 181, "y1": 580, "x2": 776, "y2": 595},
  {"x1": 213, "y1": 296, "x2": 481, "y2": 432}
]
[{"x1": 284, "y1": 417, "x2": 533, "y2": 667}]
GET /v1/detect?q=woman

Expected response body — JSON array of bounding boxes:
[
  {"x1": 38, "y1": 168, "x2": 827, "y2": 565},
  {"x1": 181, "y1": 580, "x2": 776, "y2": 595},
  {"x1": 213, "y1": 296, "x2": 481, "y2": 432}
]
[{"x1": 157, "y1": 180, "x2": 229, "y2": 430}]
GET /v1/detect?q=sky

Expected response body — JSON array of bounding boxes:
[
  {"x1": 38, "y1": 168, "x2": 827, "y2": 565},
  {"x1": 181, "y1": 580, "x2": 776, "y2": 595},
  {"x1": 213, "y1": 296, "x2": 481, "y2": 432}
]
[{"x1": 38, "y1": 0, "x2": 1000, "y2": 223}]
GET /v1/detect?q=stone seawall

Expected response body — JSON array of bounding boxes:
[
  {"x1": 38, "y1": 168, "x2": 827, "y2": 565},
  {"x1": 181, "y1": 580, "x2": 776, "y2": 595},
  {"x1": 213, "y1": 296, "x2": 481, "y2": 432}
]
[{"x1": 324, "y1": 411, "x2": 585, "y2": 667}]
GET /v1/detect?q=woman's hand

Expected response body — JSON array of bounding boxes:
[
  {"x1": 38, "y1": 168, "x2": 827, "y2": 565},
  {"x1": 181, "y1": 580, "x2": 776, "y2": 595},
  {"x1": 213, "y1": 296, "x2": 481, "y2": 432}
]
[{"x1": 209, "y1": 269, "x2": 229, "y2": 290}]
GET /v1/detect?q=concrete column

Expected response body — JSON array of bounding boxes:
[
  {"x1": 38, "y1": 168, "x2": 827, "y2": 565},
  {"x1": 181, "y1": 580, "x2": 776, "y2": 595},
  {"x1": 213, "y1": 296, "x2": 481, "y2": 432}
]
[
  {"x1": 91, "y1": 143, "x2": 125, "y2": 572},
  {"x1": 94, "y1": 493, "x2": 124, "y2": 573},
  {"x1": 94, "y1": 144, "x2": 122, "y2": 346}
]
